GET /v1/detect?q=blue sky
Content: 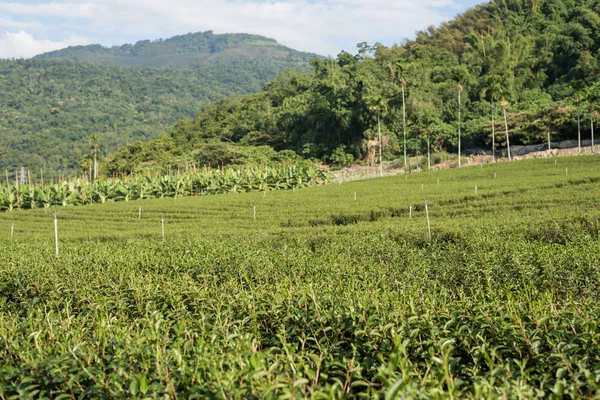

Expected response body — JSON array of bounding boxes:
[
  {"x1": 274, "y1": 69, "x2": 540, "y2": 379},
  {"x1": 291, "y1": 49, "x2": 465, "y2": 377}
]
[{"x1": 0, "y1": 0, "x2": 484, "y2": 58}]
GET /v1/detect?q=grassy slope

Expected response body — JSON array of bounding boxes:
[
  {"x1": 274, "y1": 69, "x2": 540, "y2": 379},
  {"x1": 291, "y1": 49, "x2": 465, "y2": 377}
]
[{"x1": 1, "y1": 157, "x2": 600, "y2": 397}]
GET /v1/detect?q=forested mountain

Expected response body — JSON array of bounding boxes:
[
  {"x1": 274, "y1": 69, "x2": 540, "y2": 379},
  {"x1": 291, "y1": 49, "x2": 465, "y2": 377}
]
[
  {"x1": 109, "y1": 0, "x2": 600, "y2": 173},
  {"x1": 34, "y1": 31, "x2": 317, "y2": 70},
  {"x1": 0, "y1": 32, "x2": 317, "y2": 176}
]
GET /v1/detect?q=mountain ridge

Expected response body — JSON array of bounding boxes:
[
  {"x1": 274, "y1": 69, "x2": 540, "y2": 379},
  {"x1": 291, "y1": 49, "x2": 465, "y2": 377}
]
[{"x1": 33, "y1": 31, "x2": 320, "y2": 69}]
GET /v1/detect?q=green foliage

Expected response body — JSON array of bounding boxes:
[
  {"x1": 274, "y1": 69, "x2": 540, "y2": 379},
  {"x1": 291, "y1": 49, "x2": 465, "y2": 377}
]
[
  {"x1": 0, "y1": 164, "x2": 329, "y2": 211},
  {"x1": 0, "y1": 33, "x2": 317, "y2": 177},
  {"x1": 111, "y1": 0, "x2": 600, "y2": 171},
  {"x1": 35, "y1": 31, "x2": 318, "y2": 70},
  {"x1": 0, "y1": 157, "x2": 600, "y2": 397}
]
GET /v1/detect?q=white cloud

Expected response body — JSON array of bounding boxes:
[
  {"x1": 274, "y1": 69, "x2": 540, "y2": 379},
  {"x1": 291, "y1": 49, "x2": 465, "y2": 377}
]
[
  {"x1": 0, "y1": 0, "x2": 475, "y2": 58},
  {"x1": 0, "y1": 30, "x2": 89, "y2": 58}
]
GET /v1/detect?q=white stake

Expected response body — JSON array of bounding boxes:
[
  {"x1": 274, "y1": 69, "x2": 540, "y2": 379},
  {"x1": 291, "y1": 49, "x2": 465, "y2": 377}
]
[
  {"x1": 10, "y1": 223, "x2": 14, "y2": 238},
  {"x1": 494, "y1": 172, "x2": 497, "y2": 179},
  {"x1": 354, "y1": 192, "x2": 356, "y2": 201},
  {"x1": 161, "y1": 216, "x2": 165, "y2": 240},
  {"x1": 475, "y1": 185, "x2": 478, "y2": 195},
  {"x1": 52, "y1": 212, "x2": 59, "y2": 257},
  {"x1": 424, "y1": 200, "x2": 431, "y2": 240},
  {"x1": 138, "y1": 206, "x2": 142, "y2": 219},
  {"x1": 253, "y1": 205, "x2": 256, "y2": 221},
  {"x1": 409, "y1": 204, "x2": 412, "y2": 219},
  {"x1": 421, "y1": 184, "x2": 424, "y2": 191}
]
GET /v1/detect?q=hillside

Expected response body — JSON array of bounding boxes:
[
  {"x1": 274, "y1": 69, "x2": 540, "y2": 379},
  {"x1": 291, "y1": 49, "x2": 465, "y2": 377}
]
[
  {"x1": 0, "y1": 32, "x2": 318, "y2": 176},
  {"x1": 109, "y1": 0, "x2": 600, "y2": 172},
  {"x1": 34, "y1": 31, "x2": 318, "y2": 70}
]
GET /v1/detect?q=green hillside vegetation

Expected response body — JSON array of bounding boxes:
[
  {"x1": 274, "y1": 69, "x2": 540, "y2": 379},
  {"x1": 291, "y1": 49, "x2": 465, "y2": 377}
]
[
  {"x1": 1, "y1": 157, "x2": 600, "y2": 397},
  {"x1": 34, "y1": 31, "x2": 317, "y2": 70},
  {"x1": 110, "y1": 0, "x2": 600, "y2": 172},
  {"x1": 0, "y1": 32, "x2": 318, "y2": 177}
]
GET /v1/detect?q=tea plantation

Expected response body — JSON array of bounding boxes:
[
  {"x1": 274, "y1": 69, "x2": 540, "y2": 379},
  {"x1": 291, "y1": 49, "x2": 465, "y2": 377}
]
[{"x1": 1, "y1": 156, "x2": 600, "y2": 398}]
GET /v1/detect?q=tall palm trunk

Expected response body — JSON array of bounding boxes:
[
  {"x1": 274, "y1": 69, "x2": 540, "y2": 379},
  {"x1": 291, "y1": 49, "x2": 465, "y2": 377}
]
[
  {"x1": 592, "y1": 112, "x2": 595, "y2": 152},
  {"x1": 577, "y1": 96, "x2": 581, "y2": 153},
  {"x1": 458, "y1": 85, "x2": 462, "y2": 168},
  {"x1": 427, "y1": 135, "x2": 431, "y2": 171},
  {"x1": 402, "y1": 81, "x2": 407, "y2": 167},
  {"x1": 94, "y1": 150, "x2": 98, "y2": 181},
  {"x1": 491, "y1": 99, "x2": 495, "y2": 163},
  {"x1": 502, "y1": 104, "x2": 511, "y2": 161},
  {"x1": 377, "y1": 113, "x2": 383, "y2": 177}
]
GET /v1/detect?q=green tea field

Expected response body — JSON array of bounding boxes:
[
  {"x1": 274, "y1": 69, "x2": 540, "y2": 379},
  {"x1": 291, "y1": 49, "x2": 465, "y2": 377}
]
[{"x1": 1, "y1": 156, "x2": 600, "y2": 398}]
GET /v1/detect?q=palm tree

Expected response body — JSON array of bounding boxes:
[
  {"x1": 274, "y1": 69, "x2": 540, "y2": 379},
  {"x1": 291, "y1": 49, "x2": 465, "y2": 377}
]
[
  {"x1": 366, "y1": 94, "x2": 387, "y2": 177},
  {"x1": 500, "y1": 98, "x2": 511, "y2": 161}
]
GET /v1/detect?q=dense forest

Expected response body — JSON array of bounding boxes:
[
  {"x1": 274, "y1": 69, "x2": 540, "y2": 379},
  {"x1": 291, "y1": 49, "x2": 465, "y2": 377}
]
[
  {"x1": 108, "y1": 0, "x2": 600, "y2": 173},
  {"x1": 0, "y1": 32, "x2": 317, "y2": 176},
  {"x1": 35, "y1": 31, "x2": 316, "y2": 70}
]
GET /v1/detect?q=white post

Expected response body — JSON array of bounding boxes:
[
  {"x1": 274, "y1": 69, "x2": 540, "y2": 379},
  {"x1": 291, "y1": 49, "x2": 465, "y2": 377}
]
[
  {"x1": 161, "y1": 216, "x2": 165, "y2": 240},
  {"x1": 421, "y1": 184, "x2": 424, "y2": 191},
  {"x1": 10, "y1": 223, "x2": 14, "y2": 238},
  {"x1": 138, "y1": 206, "x2": 142, "y2": 219},
  {"x1": 53, "y1": 212, "x2": 59, "y2": 257},
  {"x1": 253, "y1": 205, "x2": 256, "y2": 221},
  {"x1": 494, "y1": 172, "x2": 497, "y2": 179},
  {"x1": 475, "y1": 185, "x2": 478, "y2": 195},
  {"x1": 409, "y1": 204, "x2": 412, "y2": 219},
  {"x1": 424, "y1": 200, "x2": 431, "y2": 240},
  {"x1": 354, "y1": 192, "x2": 356, "y2": 201}
]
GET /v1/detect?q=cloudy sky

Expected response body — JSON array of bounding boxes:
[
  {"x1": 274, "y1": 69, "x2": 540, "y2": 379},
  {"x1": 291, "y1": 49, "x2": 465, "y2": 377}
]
[{"x1": 0, "y1": 0, "x2": 483, "y2": 59}]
